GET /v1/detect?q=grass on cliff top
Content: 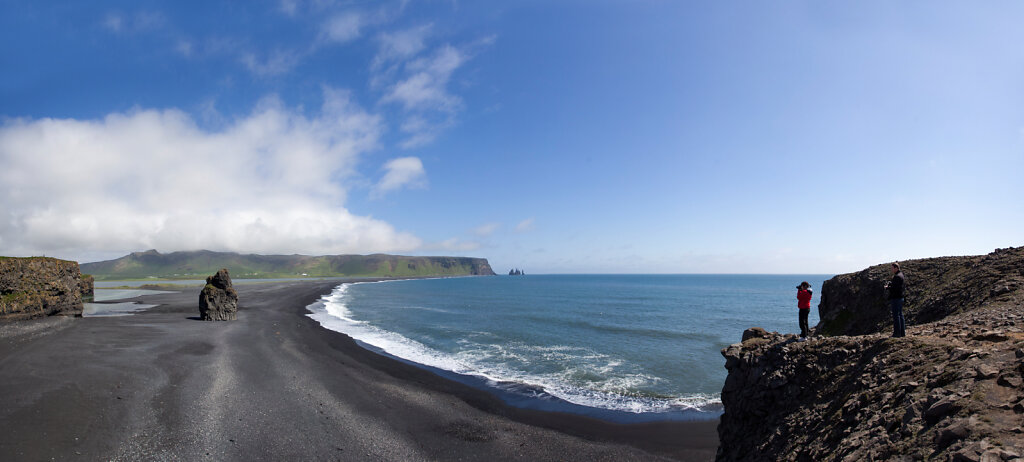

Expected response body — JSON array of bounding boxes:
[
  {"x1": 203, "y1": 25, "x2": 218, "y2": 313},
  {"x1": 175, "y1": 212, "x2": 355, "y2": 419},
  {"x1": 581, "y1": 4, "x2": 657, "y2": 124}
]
[{"x1": 0, "y1": 256, "x2": 78, "y2": 264}]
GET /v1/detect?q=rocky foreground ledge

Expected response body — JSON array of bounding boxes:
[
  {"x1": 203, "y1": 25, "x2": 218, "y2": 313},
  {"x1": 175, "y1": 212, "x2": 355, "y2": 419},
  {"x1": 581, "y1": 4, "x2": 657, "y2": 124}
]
[{"x1": 717, "y1": 248, "x2": 1024, "y2": 461}]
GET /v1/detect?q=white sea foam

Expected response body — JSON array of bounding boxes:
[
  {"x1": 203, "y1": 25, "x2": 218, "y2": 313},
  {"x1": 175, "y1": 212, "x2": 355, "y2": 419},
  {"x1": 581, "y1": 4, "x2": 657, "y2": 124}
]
[
  {"x1": 306, "y1": 282, "x2": 722, "y2": 415},
  {"x1": 307, "y1": 283, "x2": 475, "y2": 375}
]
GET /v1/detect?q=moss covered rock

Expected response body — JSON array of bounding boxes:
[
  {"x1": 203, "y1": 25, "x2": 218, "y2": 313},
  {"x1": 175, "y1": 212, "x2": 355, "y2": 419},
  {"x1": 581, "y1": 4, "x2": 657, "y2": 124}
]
[{"x1": 0, "y1": 257, "x2": 84, "y2": 320}]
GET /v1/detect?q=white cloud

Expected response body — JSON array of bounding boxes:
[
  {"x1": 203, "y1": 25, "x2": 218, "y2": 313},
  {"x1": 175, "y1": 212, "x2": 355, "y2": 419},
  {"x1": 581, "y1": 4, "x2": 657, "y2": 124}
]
[
  {"x1": 175, "y1": 39, "x2": 194, "y2": 57},
  {"x1": 472, "y1": 222, "x2": 501, "y2": 237},
  {"x1": 373, "y1": 24, "x2": 433, "y2": 67},
  {"x1": 373, "y1": 156, "x2": 426, "y2": 196},
  {"x1": 515, "y1": 218, "x2": 535, "y2": 233},
  {"x1": 101, "y1": 11, "x2": 165, "y2": 34},
  {"x1": 373, "y1": 33, "x2": 493, "y2": 148},
  {"x1": 321, "y1": 12, "x2": 363, "y2": 43},
  {"x1": 430, "y1": 238, "x2": 482, "y2": 252},
  {"x1": 246, "y1": 10, "x2": 370, "y2": 77},
  {"x1": 381, "y1": 45, "x2": 465, "y2": 112},
  {"x1": 376, "y1": 42, "x2": 484, "y2": 147},
  {"x1": 0, "y1": 88, "x2": 424, "y2": 260},
  {"x1": 280, "y1": 0, "x2": 300, "y2": 16},
  {"x1": 396, "y1": 114, "x2": 453, "y2": 149},
  {"x1": 241, "y1": 49, "x2": 304, "y2": 76},
  {"x1": 102, "y1": 13, "x2": 123, "y2": 32}
]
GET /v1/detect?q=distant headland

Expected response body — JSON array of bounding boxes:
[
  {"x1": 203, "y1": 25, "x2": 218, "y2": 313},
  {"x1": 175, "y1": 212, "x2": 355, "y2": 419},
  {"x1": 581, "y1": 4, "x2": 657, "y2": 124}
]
[{"x1": 80, "y1": 250, "x2": 496, "y2": 280}]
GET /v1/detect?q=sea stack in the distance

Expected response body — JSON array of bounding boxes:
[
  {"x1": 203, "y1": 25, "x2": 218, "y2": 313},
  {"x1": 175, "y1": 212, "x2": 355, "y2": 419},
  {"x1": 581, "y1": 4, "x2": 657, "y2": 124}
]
[{"x1": 198, "y1": 268, "x2": 238, "y2": 321}]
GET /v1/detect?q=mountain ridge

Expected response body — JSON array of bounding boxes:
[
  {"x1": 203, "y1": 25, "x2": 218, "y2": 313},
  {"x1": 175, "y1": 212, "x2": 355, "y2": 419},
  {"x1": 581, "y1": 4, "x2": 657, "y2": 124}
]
[{"x1": 81, "y1": 250, "x2": 497, "y2": 280}]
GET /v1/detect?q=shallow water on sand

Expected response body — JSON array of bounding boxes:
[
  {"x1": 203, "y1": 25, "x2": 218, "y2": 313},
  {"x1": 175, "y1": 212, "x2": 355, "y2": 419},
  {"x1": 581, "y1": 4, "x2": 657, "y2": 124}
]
[
  {"x1": 94, "y1": 288, "x2": 176, "y2": 301},
  {"x1": 83, "y1": 302, "x2": 158, "y2": 317}
]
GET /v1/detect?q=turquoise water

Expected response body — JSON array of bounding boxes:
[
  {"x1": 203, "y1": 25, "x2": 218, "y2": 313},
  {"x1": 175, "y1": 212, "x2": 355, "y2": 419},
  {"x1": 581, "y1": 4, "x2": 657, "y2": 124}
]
[{"x1": 306, "y1": 274, "x2": 828, "y2": 421}]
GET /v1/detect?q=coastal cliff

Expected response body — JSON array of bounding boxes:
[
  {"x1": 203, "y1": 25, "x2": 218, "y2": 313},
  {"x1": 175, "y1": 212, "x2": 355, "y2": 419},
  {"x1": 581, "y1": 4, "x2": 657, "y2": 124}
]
[
  {"x1": 718, "y1": 248, "x2": 1024, "y2": 461},
  {"x1": 0, "y1": 257, "x2": 85, "y2": 320},
  {"x1": 82, "y1": 250, "x2": 497, "y2": 280}
]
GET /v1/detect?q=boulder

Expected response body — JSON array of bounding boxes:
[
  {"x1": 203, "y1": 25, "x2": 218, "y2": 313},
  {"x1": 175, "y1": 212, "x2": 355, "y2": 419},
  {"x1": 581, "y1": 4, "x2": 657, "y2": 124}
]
[
  {"x1": 925, "y1": 396, "x2": 962, "y2": 423},
  {"x1": 742, "y1": 327, "x2": 769, "y2": 342},
  {"x1": 198, "y1": 268, "x2": 238, "y2": 321}
]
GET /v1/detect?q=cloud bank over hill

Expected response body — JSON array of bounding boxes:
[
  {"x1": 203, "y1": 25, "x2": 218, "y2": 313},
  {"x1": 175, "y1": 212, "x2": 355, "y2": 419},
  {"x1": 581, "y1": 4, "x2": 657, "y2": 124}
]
[{"x1": 0, "y1": 88, "x2": 423, "y2": 261}]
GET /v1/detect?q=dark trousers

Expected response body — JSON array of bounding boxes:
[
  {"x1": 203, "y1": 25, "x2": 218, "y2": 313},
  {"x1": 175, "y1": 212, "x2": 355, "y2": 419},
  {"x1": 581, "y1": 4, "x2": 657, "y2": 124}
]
[
  {"x1": 799, "y1": 309, "x2": 809, "y2": 338},
  {"x1": 890, "y1": 298, "x2": 906, "y2": 337}
]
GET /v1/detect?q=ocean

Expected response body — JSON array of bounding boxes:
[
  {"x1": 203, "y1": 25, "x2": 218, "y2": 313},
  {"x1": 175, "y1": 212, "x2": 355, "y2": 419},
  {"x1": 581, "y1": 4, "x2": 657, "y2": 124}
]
[{"x1": 305, "y1": 274, "x2": 829, "y2": 422}]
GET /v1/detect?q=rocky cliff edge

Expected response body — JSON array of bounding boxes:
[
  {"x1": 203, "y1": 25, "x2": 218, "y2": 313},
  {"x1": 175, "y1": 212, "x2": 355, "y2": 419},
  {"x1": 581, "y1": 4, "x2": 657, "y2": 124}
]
[
  {"x1": 718, "y1": 248, "x2": 1024, "y2": 461},
  {"x1": 817, "y1": 247, "x2": 1024, "y2": 337}
]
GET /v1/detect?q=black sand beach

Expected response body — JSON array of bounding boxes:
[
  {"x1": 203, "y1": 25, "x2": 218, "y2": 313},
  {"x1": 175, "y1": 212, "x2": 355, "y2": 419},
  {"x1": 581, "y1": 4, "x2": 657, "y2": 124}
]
[{"x1": 0, "y1": 280, "x2": 718, "y2": 461}]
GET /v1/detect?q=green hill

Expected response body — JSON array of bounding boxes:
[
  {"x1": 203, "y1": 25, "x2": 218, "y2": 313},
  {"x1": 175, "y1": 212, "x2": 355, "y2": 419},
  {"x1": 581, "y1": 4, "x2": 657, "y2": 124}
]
[{"x1": 81, "y1": 250, "x2": 496, "y2": 281}]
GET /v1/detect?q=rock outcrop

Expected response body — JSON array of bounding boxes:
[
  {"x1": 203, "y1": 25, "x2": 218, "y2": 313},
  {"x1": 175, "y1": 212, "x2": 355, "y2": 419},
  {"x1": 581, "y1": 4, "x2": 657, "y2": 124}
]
[
  {"x1": 1, "y1": 257, "x2": 85, "y2": 320},
  {"x1": 198, "y1": 268, "x2": 238, "y2": 321},
  {"x1": 818, "y1": 247, "x2": 1024, "y2": 336},
  {"x1": 718, "y1": 248, "x2": 1024, "y2": 461},
  {"x1": 79, "y1": 274, "x2": 94, "y2": 300}
]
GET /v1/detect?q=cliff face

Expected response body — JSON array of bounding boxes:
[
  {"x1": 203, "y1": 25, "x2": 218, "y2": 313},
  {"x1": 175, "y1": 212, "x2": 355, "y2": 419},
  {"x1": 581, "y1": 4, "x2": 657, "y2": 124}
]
[
  {"x1": 818, "y1": 247, "x2": 1024, "y2": 336},
  {"x1": 328, "y1": 254, "x2": 497, "y2": 277},
  {"x1": 718, "y1": 248, "x2": 1024, "y2": 461},
  {"x1": 0, "y1": 257, "x2": 85, "y2": 320}
]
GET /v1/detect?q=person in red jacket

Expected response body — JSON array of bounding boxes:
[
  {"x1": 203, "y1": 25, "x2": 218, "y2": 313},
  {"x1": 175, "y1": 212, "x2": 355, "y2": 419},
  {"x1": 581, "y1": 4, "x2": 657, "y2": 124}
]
[{"x1": 796, "y1": 281, "x2": 813, "y2": 339}]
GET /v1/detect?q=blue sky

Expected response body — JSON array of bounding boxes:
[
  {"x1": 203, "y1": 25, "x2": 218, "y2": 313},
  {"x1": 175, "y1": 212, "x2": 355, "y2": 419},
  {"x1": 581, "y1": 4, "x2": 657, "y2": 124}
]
[{"x1": 1, "y1": 1, "x2": 1022, "y2": 274}]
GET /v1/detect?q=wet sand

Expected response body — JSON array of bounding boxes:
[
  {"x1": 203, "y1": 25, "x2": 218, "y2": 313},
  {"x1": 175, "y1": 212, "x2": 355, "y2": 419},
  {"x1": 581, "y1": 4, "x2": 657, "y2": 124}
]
[{"x1": 0, "y1": 279, "x2": 718, "y2": 461}]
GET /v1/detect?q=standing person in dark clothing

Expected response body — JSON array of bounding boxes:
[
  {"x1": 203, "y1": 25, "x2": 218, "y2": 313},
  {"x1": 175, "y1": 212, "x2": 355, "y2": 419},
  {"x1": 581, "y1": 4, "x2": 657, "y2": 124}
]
[
  {"x1": 796, "y1": 281, "x2": 813, "y2": 340},
  {"x1": 884, "y1": 262, "x2": 906, "y2": 337}
]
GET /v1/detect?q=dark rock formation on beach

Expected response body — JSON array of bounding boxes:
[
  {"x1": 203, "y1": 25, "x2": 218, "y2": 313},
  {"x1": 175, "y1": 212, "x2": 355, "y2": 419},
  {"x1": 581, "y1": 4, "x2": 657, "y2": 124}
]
[
  {"x1": 198, "y1": 268, "x2": 238, "y2": 321},
  {"x1": 0, "y1": 257, "x2": 85, "y2": 320},
  {"x1": 817, "y1": 247, "x2": 1024, "y2": 336},
  {"x1": 717, "y1": 247, "x2": 1024, "y2": 461}
]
